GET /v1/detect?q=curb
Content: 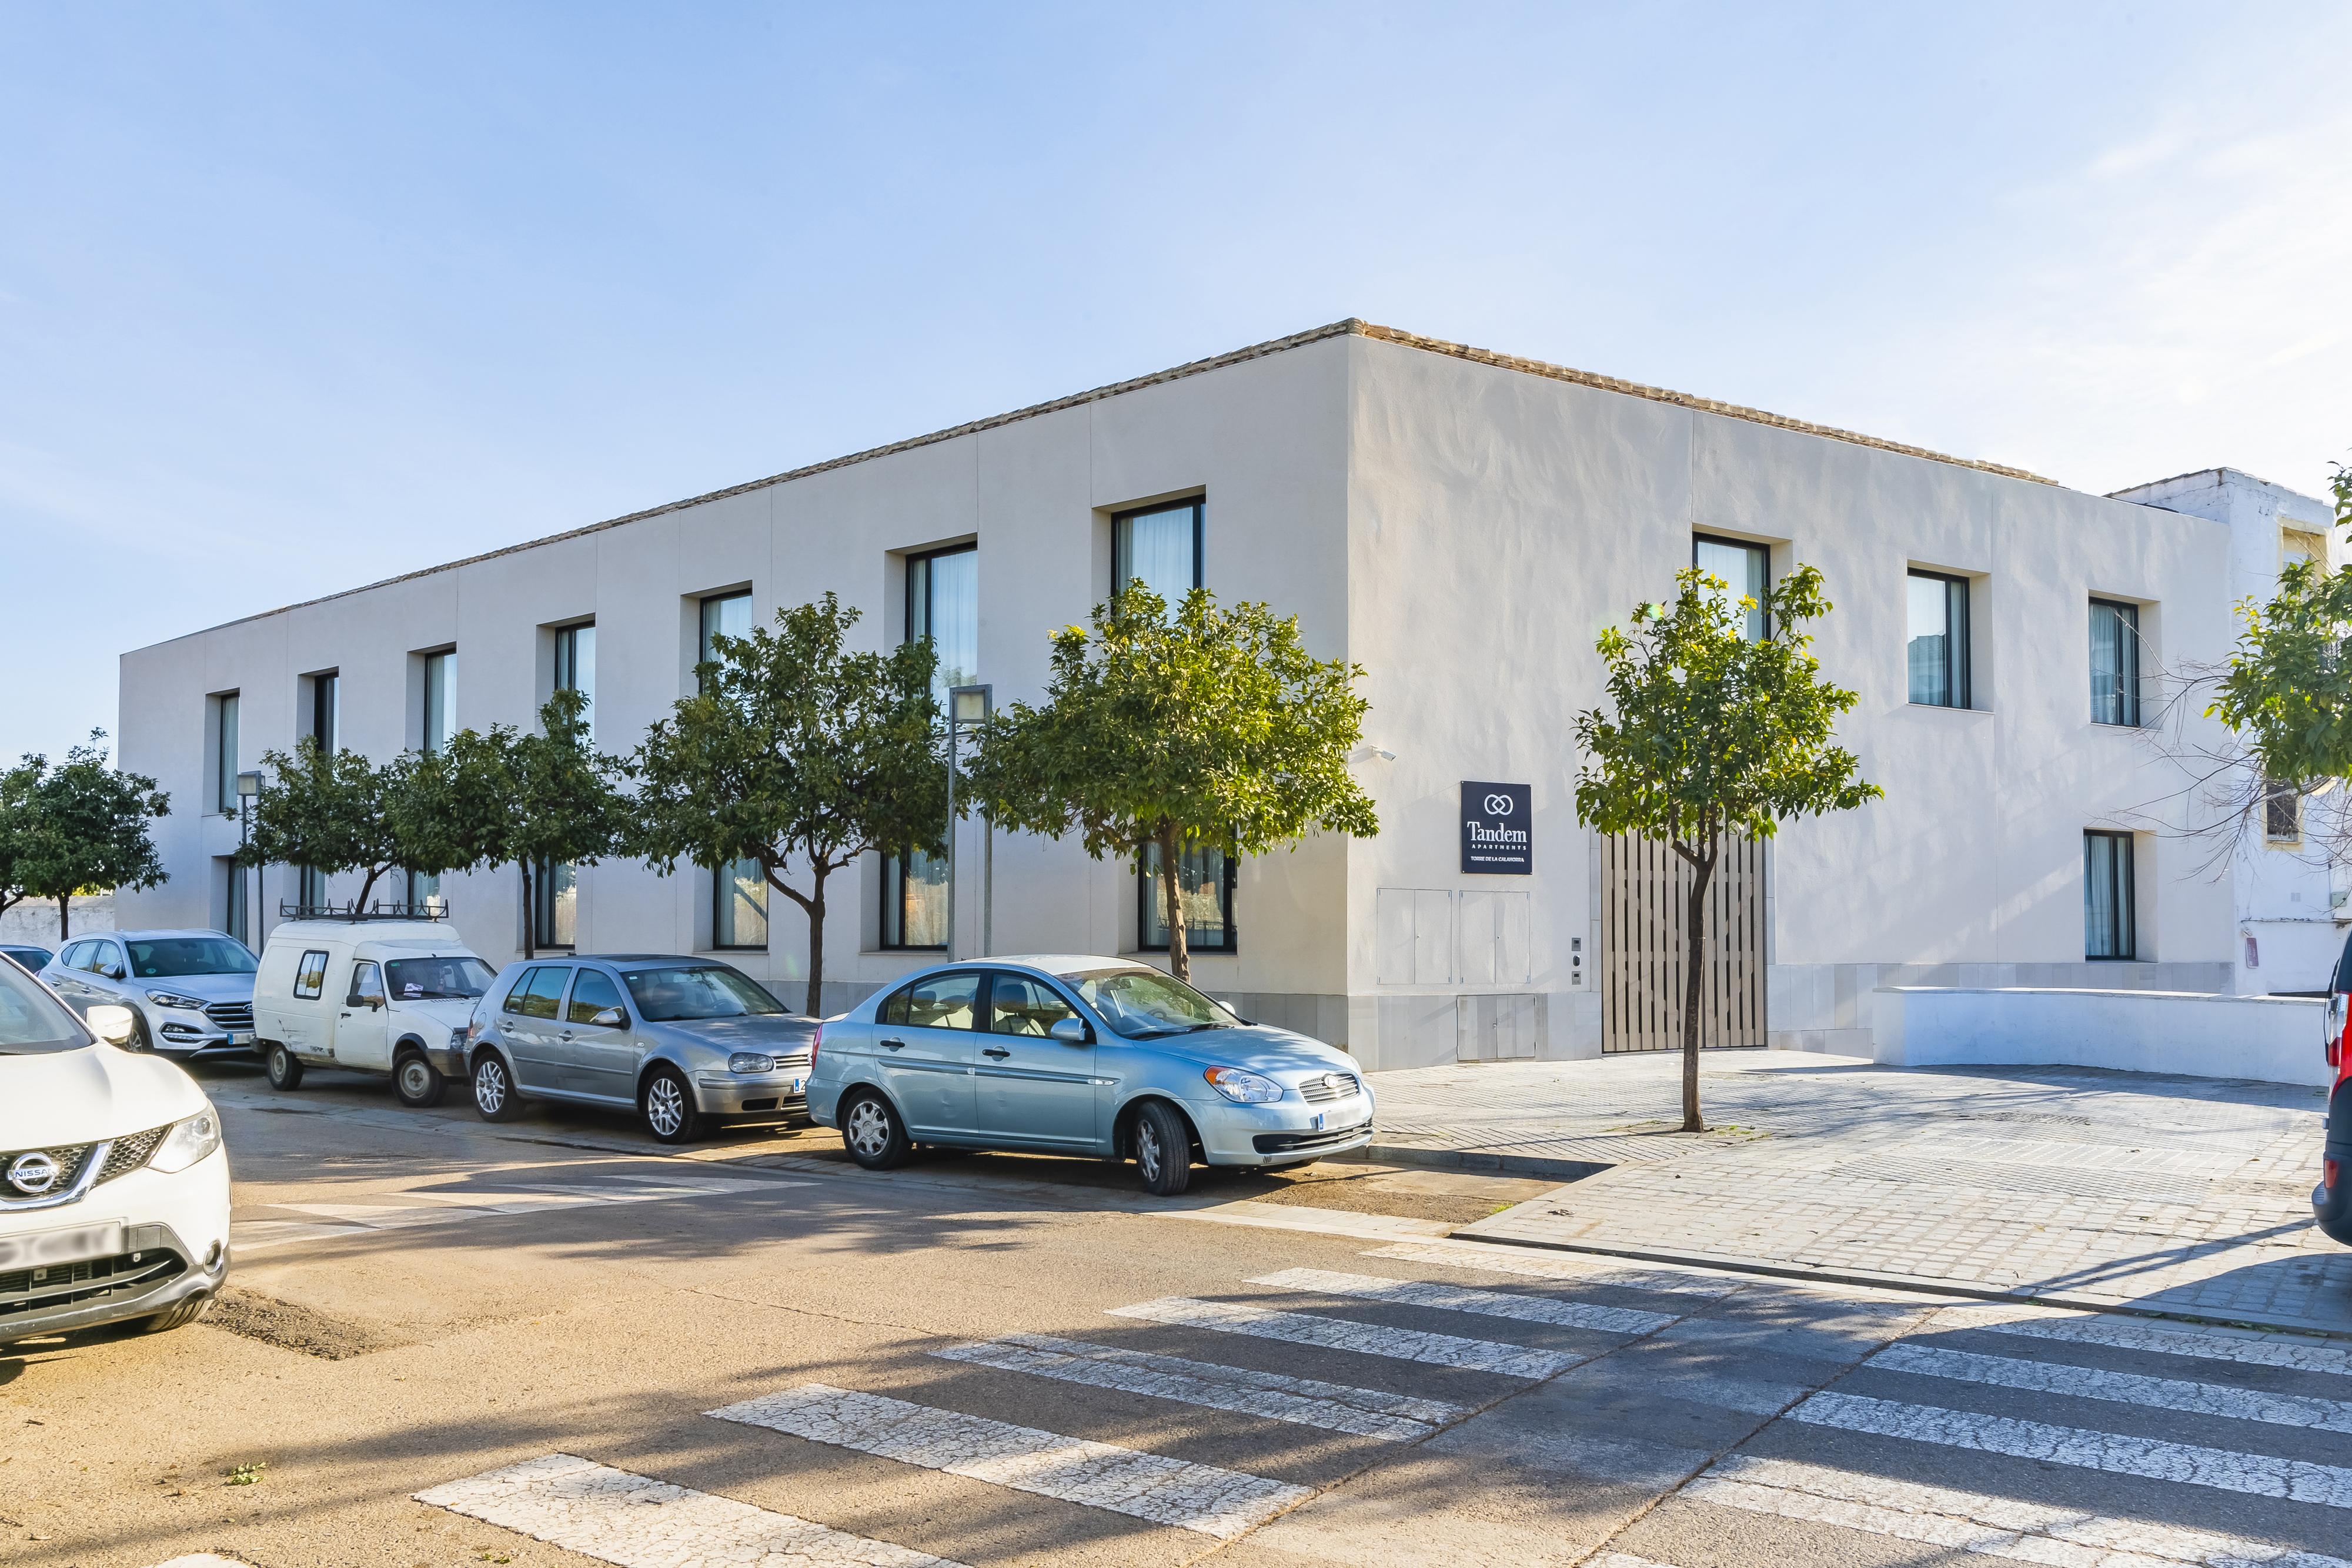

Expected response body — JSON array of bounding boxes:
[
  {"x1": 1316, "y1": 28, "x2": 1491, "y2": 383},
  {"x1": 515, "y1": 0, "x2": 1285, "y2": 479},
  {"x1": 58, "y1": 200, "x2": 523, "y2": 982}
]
[
  {"x1": 1339, "y1": 1142, "x2": 1612, "y2": 1184},
  {"x1": 1451, "y1": 1230, "x2": 2352, "y2": 1343}
]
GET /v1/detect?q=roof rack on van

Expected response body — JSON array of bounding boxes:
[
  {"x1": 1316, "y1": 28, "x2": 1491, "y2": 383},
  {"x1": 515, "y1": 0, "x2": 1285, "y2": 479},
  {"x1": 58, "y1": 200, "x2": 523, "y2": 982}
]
[{"x1": 276, "y1": 900, "x2": 451, "y2": 922}]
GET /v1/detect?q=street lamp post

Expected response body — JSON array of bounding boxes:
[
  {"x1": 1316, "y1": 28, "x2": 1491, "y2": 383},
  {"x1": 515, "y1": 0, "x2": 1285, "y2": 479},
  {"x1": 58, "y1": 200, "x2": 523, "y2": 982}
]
[
  {"x1": 235, "y1": 770, "x2": 261, "y2": 947},
  {"x1": 944, "y1": 684, "x2": 992, "y2": 961}
]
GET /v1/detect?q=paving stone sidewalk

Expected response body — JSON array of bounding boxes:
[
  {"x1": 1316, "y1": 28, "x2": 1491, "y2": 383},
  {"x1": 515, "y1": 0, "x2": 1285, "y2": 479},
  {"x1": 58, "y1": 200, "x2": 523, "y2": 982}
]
[{"x1": 1364, "y1": 1050, "x2": 2352, "y2": 1335}]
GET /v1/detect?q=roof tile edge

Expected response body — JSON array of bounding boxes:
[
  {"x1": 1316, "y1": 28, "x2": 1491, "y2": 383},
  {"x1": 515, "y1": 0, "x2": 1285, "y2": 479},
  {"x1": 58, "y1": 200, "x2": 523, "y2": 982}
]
[{"x1": 155, "y1": 317, "x2": 2053, "y2": 645}]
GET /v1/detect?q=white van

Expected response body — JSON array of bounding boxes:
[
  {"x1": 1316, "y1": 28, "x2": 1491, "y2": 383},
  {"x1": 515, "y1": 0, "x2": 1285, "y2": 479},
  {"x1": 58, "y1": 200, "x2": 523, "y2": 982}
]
[{"x1": 252, "y1": 920, "x2": 495, "y2": 1106}]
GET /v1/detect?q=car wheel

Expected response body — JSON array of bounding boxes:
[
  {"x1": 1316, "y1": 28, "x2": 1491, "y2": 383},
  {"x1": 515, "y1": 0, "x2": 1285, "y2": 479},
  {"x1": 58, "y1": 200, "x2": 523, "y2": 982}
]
[
  {"x1": 129, "y1": 1012, "x2": 153, "y2": 1052},
  {"x1": 393, "y1": 1051, "x2": 445, "y2": 1108},
  {"x1": 1132, "y1": 1100, "x2": 1194, "y2": 1196},
  {"x1": 472, "y1": 1054, "x2": 523, "y2": 1122},
  {"x1": 841, "y1": 1091, "x2": 911, "y2": 1170},
  {"x1": 265, "y1": 1042, "x2": 304, "y2": 1091},
  {"x1": 143, "y1": 1293, "x2": 213, "y2": 1333},
  {"x1": 640, "y1": 1065, "x2": 705, "y2": 1145}
]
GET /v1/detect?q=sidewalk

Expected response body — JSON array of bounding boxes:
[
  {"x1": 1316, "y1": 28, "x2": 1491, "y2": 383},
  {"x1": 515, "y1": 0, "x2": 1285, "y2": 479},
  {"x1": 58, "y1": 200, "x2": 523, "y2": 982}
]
[{"x1": 1364, "y1": 1050, "x2": 2350, "y2": 1336}]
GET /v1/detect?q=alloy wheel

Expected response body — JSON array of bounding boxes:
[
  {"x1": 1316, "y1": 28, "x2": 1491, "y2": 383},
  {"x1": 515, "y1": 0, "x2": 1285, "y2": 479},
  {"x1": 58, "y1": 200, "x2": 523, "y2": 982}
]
[
  {"x1": 1136, "y1": 1119, "x2": 1163, "y2": 1182},
  {"x1": 846, "y1": 1098, "x2": 891, "y2": 1159},
  {"x1": 475, "y1": 1060, "x2": 506, "y2": 1114},
  {"x1": 646, "y1": 1076, "x2": 686, "y2": 1138}
]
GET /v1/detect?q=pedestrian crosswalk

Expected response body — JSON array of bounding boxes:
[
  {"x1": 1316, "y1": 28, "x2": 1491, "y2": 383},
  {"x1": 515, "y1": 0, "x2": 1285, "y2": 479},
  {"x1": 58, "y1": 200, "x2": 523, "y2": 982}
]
[
  {"x1": 398, "y1": 1233, "x2": 2352, "y2": 1568},
  {"x1": 233, "y1": 1172, "x2": 799, "y2": 1251}
]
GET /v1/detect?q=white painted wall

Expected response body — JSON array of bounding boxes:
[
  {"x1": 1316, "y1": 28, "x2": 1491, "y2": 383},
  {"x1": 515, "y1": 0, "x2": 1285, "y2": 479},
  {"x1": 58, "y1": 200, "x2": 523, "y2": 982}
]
[
  {"x1": 1872, "y1": 984, "x2": 2330, "y2": 1088},
  {"x1": 116, "y1": 322, "x2": 2256, "y2": 1068}
]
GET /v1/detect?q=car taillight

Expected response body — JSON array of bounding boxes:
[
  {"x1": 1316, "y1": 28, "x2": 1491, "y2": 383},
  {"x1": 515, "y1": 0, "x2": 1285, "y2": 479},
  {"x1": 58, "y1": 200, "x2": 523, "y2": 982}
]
[
  {"x1": 2330, "y1": 1158, "x2": 2342, "y2": 1192},
  {"x1": 810, "y1": 1022, "x2": 824, "y2": 1066},
  {"x1": 2330, "y1": 992, "x2": 2348, "y2": 1069}
]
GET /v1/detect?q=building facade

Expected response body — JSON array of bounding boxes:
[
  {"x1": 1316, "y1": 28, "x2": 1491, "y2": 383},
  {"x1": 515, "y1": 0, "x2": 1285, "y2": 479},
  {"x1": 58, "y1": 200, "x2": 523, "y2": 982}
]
[{"x1": 118, "y1": 321, "x2": 2318, "y2": 1069}]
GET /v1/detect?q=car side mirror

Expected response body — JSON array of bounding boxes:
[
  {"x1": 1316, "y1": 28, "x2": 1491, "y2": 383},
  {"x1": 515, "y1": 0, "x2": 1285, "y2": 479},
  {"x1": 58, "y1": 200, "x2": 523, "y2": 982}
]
[
  {"x1": 1049, "y1": 1017, "x2": 1089, "y2": 1045},
  {"x1": 590, "y1": 1007, "x2": 626, "y2": 1029},
  {"x1": 87, "y1": 1004, "x2": 136, "y2": 1045},
  {"x1": 101, "y1": 963, "x2": 125, "y2": 981}
]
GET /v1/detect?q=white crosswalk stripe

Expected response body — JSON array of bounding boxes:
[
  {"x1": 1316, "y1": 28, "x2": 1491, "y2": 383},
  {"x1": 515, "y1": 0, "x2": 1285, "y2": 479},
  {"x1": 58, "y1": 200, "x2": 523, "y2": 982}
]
[
  {"x1": 707, "y1": 1383, "x2": 1312, "y2": 1539},
  {"x1": 1367, "y1": 1241, "x2": 1744, "y2": 1298},
  {"x1": 235, "y1": 1175, "x2": 797, "y2": 1251},
  {"x1": 1107, "y1": 1295, "x2": 1583, "y2": 1378},
  {"x1": 1688, "y1": 1453, "x2": 2352, "y2": 1568},
  {"x1": 415, "y1": 1452, "x2": 961, "y2": 1567},
  {"x1": 933, "y1": 1332, "x2": 1465, "y2": 1440},
  {"x1": 1935, "y1": 1302, "x2": 2352, "y2": 1379},
  {"x1": 1251, "y1": 1266, "x2": 1679, "y2": 1336},
  {"x1": 1789, "y1": 1389, "x2": 2352, "y2": 1509},
  {"x1": 1872, "y1": 1340, "x2": 2352, "y2": 1435}
]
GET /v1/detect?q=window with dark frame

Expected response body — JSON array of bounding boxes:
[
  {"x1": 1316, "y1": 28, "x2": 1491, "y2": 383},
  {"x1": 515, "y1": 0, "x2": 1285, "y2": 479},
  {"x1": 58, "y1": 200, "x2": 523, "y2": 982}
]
[
  {"x1": 1906, "y1": 571, "x2": 1970, "y2": 708},
  {"x1": 713, "y1": 858, "x2": 767, "y2": 950},
  {"x1": 293, "y1": 949, "x2": 329, "y2": 999},
  {"x1": 309, "y1": 671, "x2": 340, "y2": 753},
  {"x1": 298, "y1": 865, "x2": 326, "y2": 911},
  {"x1": 553, "y1": 623, "x2": 594, "y2": 727},
  {"x1": 212, "y1": 691, "x2": 239, "y2": 815},
  {"x1": 1693, "y1": 535, "x2": 1770, "y2": 642},
  {"x1": 881, "y1": 546, "x2": 976, "y2": 951},
  {"x1": 699, "y1": 591, "x2": 753, "y2": 677},
  {"x1": 2089, "y1": 600, "x2": 2140, "y2": 726},
  {"x1": 420, "y1": 649, "x2": 457, "y2": 753},
  {"x1": 880, "y1": 851, "x2": 947, "y2": 951},
  {"x1": 221, "y1": 855, "x2": 248, "y2": 947},
  {"x1": 1139, "y1": 840, "x2": 1237, "y2": 955},
  {"x1": 533, "y1": 858, "x2": 577, "y2": 949},
  {"x1": 2084, "y1": 830, "x2": 2136, "y2": 960},
  {"x1": 2264, "y1": 778, "x2": 2303, "y2": 843},
  {"x1": 1112, "y1": 498, "x2": 1204, "y2": 609}
]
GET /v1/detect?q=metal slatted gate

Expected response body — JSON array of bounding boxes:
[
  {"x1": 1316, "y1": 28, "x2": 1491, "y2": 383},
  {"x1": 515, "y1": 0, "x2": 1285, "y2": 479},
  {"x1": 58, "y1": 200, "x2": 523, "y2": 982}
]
[{"x1": 1601, "y1": 832, "x2": 1766, "y2": 1053}]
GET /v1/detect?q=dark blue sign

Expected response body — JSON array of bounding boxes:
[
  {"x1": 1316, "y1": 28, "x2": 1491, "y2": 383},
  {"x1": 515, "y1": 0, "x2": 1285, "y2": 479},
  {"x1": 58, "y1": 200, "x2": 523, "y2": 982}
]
[{"x1": 1460, "y1": 781, "x2": 1532, "y2": 874}]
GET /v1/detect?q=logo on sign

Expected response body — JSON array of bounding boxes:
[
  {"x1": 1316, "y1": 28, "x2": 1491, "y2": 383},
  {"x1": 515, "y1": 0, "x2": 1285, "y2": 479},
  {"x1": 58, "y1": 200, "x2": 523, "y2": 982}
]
[
  {"x1": 1460, "y1": 781, "x2": 1534, "y2": 875},
  {"x1": 8, "y1": 1151, "x2": 59, "y2": 1195}
]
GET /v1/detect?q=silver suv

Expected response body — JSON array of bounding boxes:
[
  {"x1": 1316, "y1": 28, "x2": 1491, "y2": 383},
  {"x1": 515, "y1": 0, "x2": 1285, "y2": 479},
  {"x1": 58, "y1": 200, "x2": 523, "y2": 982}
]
[{"x1": 41, "y1": 931, "x2": 259, "y2": 1057}]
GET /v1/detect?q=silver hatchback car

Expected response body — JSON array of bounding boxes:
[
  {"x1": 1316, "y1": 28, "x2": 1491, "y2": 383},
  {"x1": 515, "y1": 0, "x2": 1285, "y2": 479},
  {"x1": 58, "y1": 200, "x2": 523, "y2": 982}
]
[
  {"x1": 463, "y1": 955, "x2": 817, "y2": 1144},
  {"x1": 806, "y1": 954, "x2": 1375, "y2": 1195}
]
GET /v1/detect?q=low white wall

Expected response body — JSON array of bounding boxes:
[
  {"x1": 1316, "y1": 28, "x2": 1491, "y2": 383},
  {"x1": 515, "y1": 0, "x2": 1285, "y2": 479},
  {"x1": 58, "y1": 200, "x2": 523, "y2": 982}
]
[{"x1": 1872, "y1": 985, "x2": 2332, "y2": 1088}]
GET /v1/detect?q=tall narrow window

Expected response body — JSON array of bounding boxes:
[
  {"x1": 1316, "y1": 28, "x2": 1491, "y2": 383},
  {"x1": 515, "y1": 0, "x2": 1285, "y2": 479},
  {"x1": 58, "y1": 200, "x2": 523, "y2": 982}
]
[
  {"x1": 2265, "y1": 778, "x2": 2303, "y2": 844},
  {"x1": 212, "y1": 691, "x2": 240, "y2": 814},
  {"x1": 533, "y1": 860, "x2": 577, "y2": 949},
  {"x1": 220, "y1": 857, "x2": 248, "y2": 946},
  {"x1": 421, "y1": 650, "x2": 457, "y2": 753},
  {"x1": 298, "y1": 865, "x2": 326, "y2": 913},
  {"x1": 1906, "y1": 572, "x2": 1970, "y2": 708},
  {"x1": 1140, "y1": 841, "x2": 1236, "y2": 954},
  {"x1": 907, "y1": 546, "x2": 980, "y2": 704},
  {"x1": 309, "y1": 671, "x2": 340, "y2": 753},
  {"x1": 553, "y1": 623, "x2": 594, "y2": 730},
  {"x1": 1693, "y1": 536, "x2": 1769, "y2": 642},
  {"x1": 407, "y1": 869, "x2": 442, "y2": 917},
  {"x1": 2088, "y1": 600, "x2": 2140, "y2": 726},
  {"x1": 699, "y1": 590, "x2": 753, "y2": 685},
  {"x1": 1113, "y1": 499, "x2": 1204, "y2": 610},
  {"x1": 2084, "y1": 831, "x2": 2136, "y2": 960},
  {"x1": 880, "y1": 851, "x2": 948, "y2": 950},
  {"x1": 714, "y1": 860, "x2": 768, "y2": 949}
]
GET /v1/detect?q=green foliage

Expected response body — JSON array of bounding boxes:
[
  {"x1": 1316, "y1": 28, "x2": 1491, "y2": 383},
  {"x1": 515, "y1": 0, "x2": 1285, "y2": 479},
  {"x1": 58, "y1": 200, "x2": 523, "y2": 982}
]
[
  {"x1": 239, "y1": 738, "x2": 406, "y2": 908},
  {"x1": 1574, "y1": 565, "x2": 1877, "y2": 1129},
  {"x1": 628, "y1": 594, "x2": 943, "y2": 1009},
  {"x1": 11, "y1": 732, "x2": 171, "y2": 940},
  {"x1": 2209, "y1": 463, "x2": 2352, "y2": 788},
  {"x1": 0, "y1": 757, "x2": 38, "y2": 920},
  {"x1": 960, "y1": 583, "x2": 1378, "y2": 980}
]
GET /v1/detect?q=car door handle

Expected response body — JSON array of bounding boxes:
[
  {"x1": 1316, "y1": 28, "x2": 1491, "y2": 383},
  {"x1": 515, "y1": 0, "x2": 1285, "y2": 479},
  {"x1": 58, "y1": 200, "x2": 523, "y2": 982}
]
[
  {"x1": 559, "y1": 1031, "x2": 575, "y2": 1041},
  {"x1": 880, "y1": 1038, "x2": 907, "y2": 1051},
  {"x1": 982, "y1": 1047, "x2": 1011, "y2": 1059}
]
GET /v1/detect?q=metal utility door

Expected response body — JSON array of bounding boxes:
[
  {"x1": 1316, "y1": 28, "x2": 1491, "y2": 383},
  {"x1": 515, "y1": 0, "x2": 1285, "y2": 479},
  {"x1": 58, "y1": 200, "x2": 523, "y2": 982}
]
[{"x1": 1601, "y1": 832, "x2": 1765, "y2": 1053}]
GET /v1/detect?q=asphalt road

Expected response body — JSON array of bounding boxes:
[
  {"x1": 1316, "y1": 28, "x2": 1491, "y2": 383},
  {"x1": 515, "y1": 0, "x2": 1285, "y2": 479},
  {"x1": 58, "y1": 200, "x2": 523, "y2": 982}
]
[{"x1": 8, "y1": 1052, "x2": 2352, "y2": 1568}]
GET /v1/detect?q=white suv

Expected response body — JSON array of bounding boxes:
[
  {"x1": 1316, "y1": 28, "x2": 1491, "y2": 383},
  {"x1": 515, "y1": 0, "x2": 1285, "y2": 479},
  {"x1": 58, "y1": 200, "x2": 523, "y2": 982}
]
[
  {"x1": 41, "y1": 930, "x2": 259, "y2": 1057},
  {"x1": 1, "y1": 963, "x2": 230, "y2": 1344}
]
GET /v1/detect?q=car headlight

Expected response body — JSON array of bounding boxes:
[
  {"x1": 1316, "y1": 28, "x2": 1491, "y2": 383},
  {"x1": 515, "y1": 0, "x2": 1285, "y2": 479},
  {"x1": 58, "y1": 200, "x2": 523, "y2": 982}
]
[
  {"x1": 146, "y1": 991, "x2": 210, "y2": 1011},
  {"x1": 1204, "y1": 1066, "x2": 1284, "y2": 1104},
  {"x1": 449, "y1": 1027, "x2": 468, "y2": 1051},
  {"x1": 148, "y1": 1107, "x2": 223, "y2": 1173},
  {"x1": 729, "y1": 1052, "x2": 777, "y2": 1074}
]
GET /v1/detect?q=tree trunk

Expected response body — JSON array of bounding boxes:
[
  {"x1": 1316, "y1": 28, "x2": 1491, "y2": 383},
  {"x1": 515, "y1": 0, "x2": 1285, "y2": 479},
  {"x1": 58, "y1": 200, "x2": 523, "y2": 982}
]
[
  {"x1": 1679, "y1": 847, "x2": 1717, "y2": 1133},
  {"x1": 804, "y1": 863, "x2": 828, "y2": 1018},
  {"x1": 1156, "y1": 824, "x2": 1192, "y2": 982},
  {"x1": 356, "y1": 864, "x2": 383, "y2": 911},
  {"x1": 520, "y1": 858, "x2": 536, "y2": 961},
  {"x1": 57, "y1": 894, "x2": 71, "y2": 942}
]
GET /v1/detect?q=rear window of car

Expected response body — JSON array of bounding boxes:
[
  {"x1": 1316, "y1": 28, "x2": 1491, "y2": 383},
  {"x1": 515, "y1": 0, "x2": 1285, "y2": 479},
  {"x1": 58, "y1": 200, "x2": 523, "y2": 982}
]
[
  {"x1": 505, "y1": 967, "x2": 569, "y2": 1019},
  {"x1": 128, "y1": 937, "x2": 257, "y2": 978},
  {"x1": 292, "y1": 950, "x2": 330, "y2": 999}
]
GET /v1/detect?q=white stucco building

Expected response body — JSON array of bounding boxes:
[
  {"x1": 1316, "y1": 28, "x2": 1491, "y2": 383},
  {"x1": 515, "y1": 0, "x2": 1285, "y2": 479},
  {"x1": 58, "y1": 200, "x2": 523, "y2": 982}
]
[{"x1": 113, "y1": 321, "x2": 2334, "y2": 1069}]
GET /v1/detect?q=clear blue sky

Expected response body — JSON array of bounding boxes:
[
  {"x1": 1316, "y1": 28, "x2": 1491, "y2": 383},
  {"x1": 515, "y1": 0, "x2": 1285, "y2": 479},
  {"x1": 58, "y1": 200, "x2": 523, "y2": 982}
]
[{"x1": 5, "y1": 3, "x2": 2348, "y2": 763}]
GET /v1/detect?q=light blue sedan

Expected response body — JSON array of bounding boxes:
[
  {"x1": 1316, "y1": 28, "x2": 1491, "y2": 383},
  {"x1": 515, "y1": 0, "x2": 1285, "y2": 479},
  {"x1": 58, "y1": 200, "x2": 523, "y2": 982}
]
[{"x1": 806, "y1": 955, "x2": 1375, "y2": 1195}]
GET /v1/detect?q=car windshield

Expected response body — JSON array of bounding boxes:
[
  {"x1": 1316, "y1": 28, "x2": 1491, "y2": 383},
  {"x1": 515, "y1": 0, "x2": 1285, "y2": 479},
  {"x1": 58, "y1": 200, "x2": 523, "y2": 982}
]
[
  {"x1": 128, "y1": 937, "x2": 257, "y2": 978},
  {"x1": 1058, "y1": 967, "x2": 1240, "y2": 1038},
  {"x1": 384, "y1": 955, "x2": 495, "y2": 1001},
  {"x1": 0, "y1": 958, "x2": 89, "y2": 1055},
  {"x1": 622, "y1": 965, "x2": 786, "y2": 1022}
]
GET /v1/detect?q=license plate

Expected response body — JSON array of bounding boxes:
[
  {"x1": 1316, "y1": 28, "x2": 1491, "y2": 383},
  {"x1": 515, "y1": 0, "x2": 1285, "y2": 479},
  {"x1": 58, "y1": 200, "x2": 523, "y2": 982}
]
[
  {"x1": 791, "y1": 1078, "x2": 803, "y2": 1094},
  {"x1": 230, "y1": 1031, "x2": 255, "y2": 1046},
  {"x1": 0, "y1": 1220, "x2": 126, "y2": 1271}
]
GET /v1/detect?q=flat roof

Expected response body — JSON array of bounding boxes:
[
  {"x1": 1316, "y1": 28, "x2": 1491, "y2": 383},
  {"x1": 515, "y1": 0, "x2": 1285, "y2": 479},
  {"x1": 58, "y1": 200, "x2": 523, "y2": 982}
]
[{"x1": 155, "y1": 319, "x2": 2060, "y2": 645}]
